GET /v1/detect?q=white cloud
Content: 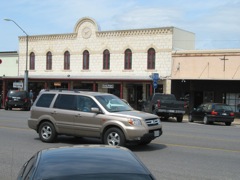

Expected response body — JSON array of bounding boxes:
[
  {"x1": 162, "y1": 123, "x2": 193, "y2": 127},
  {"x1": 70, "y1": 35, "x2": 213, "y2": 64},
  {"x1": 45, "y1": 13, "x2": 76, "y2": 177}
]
[{"x1": 1, "y1": 0, "x2": 240, "y2": 50}]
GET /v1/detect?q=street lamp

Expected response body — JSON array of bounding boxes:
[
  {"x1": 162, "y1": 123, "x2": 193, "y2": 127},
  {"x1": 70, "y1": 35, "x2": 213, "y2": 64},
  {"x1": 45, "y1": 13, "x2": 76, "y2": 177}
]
[{"x1": 4, "y1": 18, "x2": 29, "y2": 91}]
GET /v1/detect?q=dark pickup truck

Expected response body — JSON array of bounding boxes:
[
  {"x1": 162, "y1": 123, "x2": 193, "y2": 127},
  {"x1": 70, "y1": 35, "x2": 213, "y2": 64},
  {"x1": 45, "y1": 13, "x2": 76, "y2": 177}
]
[{"x1": 142, "y1": 93, "x2": 185, "y2": 122}]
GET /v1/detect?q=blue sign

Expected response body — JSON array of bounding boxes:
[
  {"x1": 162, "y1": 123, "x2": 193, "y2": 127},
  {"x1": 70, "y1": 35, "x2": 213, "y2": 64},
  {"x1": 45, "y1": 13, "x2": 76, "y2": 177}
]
[
  {"x1": 153, "y1": 81, "x2": 158, "y2": 89},
  {"x1": 152, "y1": 73, "x2": 159, "y2": 81}
]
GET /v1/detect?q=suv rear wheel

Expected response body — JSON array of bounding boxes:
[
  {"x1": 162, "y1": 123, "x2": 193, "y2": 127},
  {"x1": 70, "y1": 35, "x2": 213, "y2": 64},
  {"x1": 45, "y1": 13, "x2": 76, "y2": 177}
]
[
  {"x1": 104, "y1": 127, "x2": 126, "y2": 146},
  {"x1": 39, "y1": 122, "x2": 57, "y2": 143}
]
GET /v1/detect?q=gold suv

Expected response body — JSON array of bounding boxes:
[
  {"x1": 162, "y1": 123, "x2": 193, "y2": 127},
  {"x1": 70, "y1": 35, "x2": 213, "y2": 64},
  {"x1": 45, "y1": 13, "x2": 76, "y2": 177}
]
[{"x1": 28, "y1": 90, "x2": 162, "y2": 146}]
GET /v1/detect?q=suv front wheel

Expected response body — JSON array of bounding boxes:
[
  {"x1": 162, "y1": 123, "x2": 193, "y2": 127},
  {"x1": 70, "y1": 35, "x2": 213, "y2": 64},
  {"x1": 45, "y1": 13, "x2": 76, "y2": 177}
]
[
  {"x1": 104, "y1": 127, "x2": 126, "y2": 146},
  {"x1": 39, "y1": 122, "x2": 57, "y2": 143}
]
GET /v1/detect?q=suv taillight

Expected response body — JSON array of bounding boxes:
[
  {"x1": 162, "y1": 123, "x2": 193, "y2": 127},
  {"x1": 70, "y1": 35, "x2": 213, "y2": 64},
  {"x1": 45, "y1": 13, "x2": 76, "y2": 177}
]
[
  {"x1": 230, "y1": 112, "x2": 234, "y2": 116},
  {"x1": 157, "y1": 100, "x2": 161, "y2": 108},
  {"x1": 24, "y1": 98, "x2": 28, "y2": 102},
  {"x1": 211, "y1": 111, "x2": 218, "y2": 115}
]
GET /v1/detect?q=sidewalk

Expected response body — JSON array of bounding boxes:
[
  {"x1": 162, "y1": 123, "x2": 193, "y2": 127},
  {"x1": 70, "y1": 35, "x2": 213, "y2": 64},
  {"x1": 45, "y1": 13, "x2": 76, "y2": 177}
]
[{"x1": 183, "y1": 115, "x2": 240, "y2": 125}]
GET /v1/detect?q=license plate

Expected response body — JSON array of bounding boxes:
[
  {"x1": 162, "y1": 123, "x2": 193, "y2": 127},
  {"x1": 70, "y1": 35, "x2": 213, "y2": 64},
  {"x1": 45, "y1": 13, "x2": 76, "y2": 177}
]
[
  {"x1": 222, "y1": 113, "x2": 227, "y2": 115},
  {"x1": 154, "y1": 130, "x2": 160, "y2": 137}
]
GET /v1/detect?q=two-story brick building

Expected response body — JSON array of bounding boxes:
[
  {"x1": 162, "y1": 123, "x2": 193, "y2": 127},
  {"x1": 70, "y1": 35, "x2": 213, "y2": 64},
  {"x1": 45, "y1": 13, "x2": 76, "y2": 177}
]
[{"x1": 2, "y1": 17, "x2": 195, "y2": 109}]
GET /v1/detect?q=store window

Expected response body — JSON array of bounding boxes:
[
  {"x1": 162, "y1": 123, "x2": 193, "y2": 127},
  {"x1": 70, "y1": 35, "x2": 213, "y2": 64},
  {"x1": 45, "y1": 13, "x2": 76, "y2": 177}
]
[
  {"x1": 226, "y1": 93, "x2": 240, "y2": 112},
  {"x1": 124, "y1": 49, "x2": 132, "y2": 70},
  {"x1": 83, "y1": 50, "x2": 89, "y2": 70},
  {"x1": 147, "y1": 48, "x2": 155, "y2": 69},
  {"x1": 46, "y1": 51, "x2": 52, "y2": 70},
  {"x1": 64, "y1": 51, "x2": 70, "y2": 70},
  {"x1": 103, "y1": 49, "x2": 110, "y2": 70},
  {"x1": 30, "y1": 52, "x2": 35, "y2": 70}
]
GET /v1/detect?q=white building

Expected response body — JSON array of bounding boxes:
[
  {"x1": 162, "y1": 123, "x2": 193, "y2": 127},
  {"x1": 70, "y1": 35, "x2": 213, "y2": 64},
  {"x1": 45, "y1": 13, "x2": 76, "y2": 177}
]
[{"x1": 6, "y1": 17, "x2": 195, "y2": 109}]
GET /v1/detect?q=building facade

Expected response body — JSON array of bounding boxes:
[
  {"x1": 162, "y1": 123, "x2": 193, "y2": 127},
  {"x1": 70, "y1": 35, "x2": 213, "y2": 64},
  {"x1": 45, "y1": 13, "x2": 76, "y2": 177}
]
[
  {"x1": 2, "y1": 17, "x2": 195, "y2": 109},
  {"x1": 0, "y1": 51, "x2": 19, "y2": 108},
  {"x1": 171, "y1": 49, "x2": 240, "y2": 114}
]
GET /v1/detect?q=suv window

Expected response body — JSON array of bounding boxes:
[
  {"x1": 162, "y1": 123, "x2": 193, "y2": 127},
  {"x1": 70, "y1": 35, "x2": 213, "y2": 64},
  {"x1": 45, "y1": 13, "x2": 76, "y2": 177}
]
[
  {"x1": 95, "y1": 95, "x2": 132, "y2": 112},
  {"x1": 36, "y1": 94, "x2": 55, "y2": 108},
  {"x1": 53, "y1": 94, "x2": 77, "y2": 110},
  {"x1": 77, "y1": 96, "x2": 98, "y2": 112}
]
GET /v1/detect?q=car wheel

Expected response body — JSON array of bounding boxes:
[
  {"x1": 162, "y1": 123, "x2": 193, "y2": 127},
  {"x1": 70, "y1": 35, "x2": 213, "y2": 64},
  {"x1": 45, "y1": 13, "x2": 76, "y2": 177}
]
[
  {"x1": 104, "y1": 127, "x2": 126, "y2": 146},
  {"x1": 188, "y1": 114, "x2": 194, "y2": 122},
  {"x1": 152, "y1": 108, "x2": 157, "y2": 115},
  {"x1": 225, "y1": 122, "x2": 231, "y2": 126},
  {"x1": 203, "y1": 116, "x2": 209, "y2": 125},
  {"x1": 177, "y1": 116, "x2": 183, "y2": 122},
  {"x1": 39, "y1": 122, "x2": 57, "y2": 143}
]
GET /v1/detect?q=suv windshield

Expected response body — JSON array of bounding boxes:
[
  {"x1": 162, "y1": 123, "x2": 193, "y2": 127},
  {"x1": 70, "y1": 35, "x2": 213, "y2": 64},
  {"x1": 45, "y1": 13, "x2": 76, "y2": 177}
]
[{"x1": 95, "y1": 95, "x2": 132, "y2": 112}]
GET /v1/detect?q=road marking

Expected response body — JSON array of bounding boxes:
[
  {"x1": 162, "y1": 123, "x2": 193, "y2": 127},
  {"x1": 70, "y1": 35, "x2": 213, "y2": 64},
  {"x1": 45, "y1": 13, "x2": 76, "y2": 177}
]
[
  {"x1": 0, "y1": 125, "x2": 31, "y2": 131},
  {"x1": 164, "y1": 133, "x2": 240, "y2": 143},
  {"x1": 155, "y1": 142, "x2": 240, "y2": 153}
]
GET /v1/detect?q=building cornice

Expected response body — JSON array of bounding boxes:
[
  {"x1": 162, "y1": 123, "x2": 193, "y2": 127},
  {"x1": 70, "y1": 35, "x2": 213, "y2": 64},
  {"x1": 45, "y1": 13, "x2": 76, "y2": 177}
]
[
  {"x1": 19, "y1": 33, "x2": 77, "y2": 42},
  {"x1": 97, "y1": 27, "x2": 173, "y2": 38},
  {"x1": 19, "y1": 27, "x2": 174, "y2": 42},
  {"x1": 172, "y1": 49, "x2": 240, "y2": 57}
]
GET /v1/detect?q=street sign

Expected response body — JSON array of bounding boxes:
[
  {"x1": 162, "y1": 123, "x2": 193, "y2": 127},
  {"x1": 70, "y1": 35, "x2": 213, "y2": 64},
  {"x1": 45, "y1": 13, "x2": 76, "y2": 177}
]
[
  {"x1": 153, "y1": 81, "x2": 158, "y2": 89},
  {"x1": 13, "y1": 82, "x2": 23, "y2": 88},
  {"x1": 152, "y1": 73, "x2": 159, "y2": 80}
]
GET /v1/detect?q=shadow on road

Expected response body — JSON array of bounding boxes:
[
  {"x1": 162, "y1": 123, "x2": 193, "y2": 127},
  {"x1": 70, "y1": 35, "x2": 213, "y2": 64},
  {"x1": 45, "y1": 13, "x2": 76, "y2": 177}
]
[{"x1": 34, "y1": 136, "x2": 167, "y2": 152}]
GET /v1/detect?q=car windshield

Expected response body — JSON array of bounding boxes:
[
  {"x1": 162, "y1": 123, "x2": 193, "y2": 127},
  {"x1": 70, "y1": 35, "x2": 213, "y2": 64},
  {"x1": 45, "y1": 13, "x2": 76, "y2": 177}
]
[
  {"x1": 40, "y1": 173, "x2": 153, "y2": 180},
  {"x1": 8, "y1": 91, "x2": 27, "y2": 98},
  {"x1": 95, "y1": 95, "x2": 133, "y2": 112},
  {"x1": 214, "y1": 104, "x2": 233, "y2": 111}
]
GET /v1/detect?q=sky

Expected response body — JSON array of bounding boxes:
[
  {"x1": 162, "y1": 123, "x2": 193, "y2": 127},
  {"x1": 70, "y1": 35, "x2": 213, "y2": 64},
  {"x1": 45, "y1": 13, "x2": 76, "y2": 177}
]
[{"x1": 1, "y1": 0, "x2": 240, "y2": 51}]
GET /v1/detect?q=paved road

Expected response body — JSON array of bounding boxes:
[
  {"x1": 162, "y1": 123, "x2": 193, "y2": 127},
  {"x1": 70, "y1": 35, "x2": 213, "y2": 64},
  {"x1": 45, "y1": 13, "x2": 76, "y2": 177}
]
[{"x1": 0, "y1": 109, "x2": 240, "y2": 180}]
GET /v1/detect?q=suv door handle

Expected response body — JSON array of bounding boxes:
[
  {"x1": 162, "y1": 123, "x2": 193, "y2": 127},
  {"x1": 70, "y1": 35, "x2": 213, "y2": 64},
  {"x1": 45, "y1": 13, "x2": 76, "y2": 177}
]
[
  {"x1": 75, "y1": 114, "x2": 82, "y2": 117},
  {"x1": 51, "y1": 111, "x2": 57, "y2": 114}
]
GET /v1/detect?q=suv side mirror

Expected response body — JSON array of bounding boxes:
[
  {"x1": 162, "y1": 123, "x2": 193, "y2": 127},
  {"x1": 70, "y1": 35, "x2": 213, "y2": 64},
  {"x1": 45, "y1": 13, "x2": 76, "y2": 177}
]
[{"x1": 91, "y1": 107, "x2": 101, "y2": 113}]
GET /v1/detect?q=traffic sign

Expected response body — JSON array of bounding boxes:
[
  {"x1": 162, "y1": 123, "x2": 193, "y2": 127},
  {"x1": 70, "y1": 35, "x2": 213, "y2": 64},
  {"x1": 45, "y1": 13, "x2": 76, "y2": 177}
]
[
  {"x1": 152, "y1": 73, "x2": 159, "y2": 80},
  {"x1": 153, "y1": 81, "x2": 158, "y2": 89}
]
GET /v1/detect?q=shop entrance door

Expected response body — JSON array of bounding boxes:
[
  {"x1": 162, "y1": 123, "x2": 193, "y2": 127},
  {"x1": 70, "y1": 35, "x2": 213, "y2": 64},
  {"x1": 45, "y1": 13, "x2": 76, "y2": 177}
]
[{"x1": 127, "y1": 84, "x2": 143, "y2": 110}]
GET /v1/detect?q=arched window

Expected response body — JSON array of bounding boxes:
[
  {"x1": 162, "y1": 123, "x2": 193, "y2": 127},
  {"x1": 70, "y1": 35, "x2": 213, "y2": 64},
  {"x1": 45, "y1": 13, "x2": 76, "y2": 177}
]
[
  {"x1": 64, "y1": 51, "x2": 70, "y2": 70},
  {"x1": 124, "y1": 49, "x2": 132, "y2": 70},
  {"x1": 46, "y1": 51, "x2": 52, "y2": 70},
  {"x1": 29, "y1": 52, "x2": 35, "y2": 70},
  {"x1": 83, "y1": 50, "x2": 89, "y2": 70},
  {"x1": 103, "y1": 49, "x2": 110, "y2": 70},
  {"x1": 147, "y1": 48, "x2": 155, "y2": 69}
]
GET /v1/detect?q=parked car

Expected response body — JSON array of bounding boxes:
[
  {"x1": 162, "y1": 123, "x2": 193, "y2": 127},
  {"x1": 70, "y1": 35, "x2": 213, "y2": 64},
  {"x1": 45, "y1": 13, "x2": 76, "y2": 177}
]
[
  {"x1": 5, "y1": 90, "x2": 31, "y2": 111},
  {"x1": 28, "y1": 90, "x2": 162, "y2": 146},
  {"x1": 189, "y1": 103, "x2": 235, "y2": 126},
  {"x1": 17, "y1": 145, "x2": 156, "y2": 180}
]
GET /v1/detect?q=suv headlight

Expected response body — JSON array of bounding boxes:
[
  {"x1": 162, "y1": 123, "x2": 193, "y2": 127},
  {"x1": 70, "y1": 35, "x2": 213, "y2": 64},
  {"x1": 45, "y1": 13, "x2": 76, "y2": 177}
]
[{"x1": 128, "y1": 118, "x2": 142, "y2": 126}]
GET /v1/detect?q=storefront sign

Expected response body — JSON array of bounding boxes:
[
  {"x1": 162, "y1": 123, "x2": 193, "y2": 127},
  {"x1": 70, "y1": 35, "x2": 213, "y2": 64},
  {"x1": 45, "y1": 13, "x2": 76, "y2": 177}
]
[
  {"x1": 54, "y1": 82, "x2": 61, "y2": 86},
  {"x1": 102, "y1": 84, "x2": 114, "y2": 89},
  {"x1": 13, "y1": 82, "x2": 23, "y2": 88}
]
